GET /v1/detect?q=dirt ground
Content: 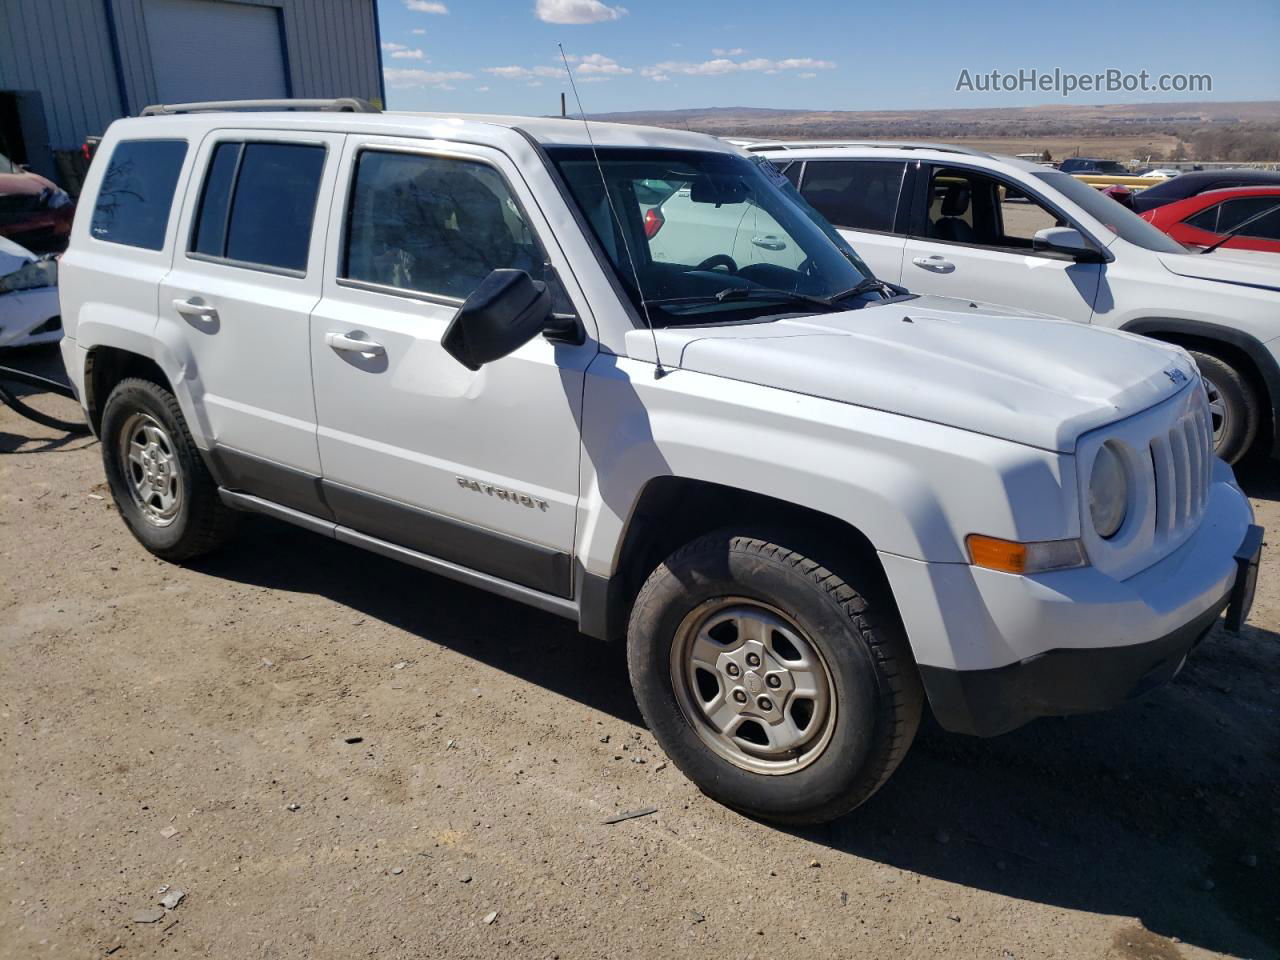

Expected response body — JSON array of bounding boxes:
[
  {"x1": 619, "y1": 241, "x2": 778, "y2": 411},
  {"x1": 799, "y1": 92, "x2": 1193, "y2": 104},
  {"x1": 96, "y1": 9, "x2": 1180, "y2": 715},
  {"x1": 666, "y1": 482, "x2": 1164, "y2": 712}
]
[{"x1": 2, "y1": 345, "x2": 1278, "y2": 960}]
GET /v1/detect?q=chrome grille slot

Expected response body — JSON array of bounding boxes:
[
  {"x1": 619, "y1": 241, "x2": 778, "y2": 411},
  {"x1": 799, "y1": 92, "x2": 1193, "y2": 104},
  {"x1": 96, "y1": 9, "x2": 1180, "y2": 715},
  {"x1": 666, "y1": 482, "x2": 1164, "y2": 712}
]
[{"x1": 1147, "y1": 393, "x2": 1211, "y2": 546}]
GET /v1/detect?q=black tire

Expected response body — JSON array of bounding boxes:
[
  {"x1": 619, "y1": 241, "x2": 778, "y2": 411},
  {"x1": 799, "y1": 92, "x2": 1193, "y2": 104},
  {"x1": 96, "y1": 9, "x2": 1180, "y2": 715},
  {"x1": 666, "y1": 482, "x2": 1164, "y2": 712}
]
[
  {"x1": 1190, "y1": 350, "x2": 1258, "y2": 464},
  {"x1": 100, "y1": 377, "x2": 236, "y2": 561},
  {"x1": 627, "y1": 530, "x2": 922, "y2": 825}
]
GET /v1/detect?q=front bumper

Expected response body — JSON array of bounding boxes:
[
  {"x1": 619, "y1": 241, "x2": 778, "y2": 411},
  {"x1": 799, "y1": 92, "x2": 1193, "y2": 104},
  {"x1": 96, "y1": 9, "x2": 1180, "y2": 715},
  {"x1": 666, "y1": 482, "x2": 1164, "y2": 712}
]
[
  {"x1": 917, "y1": 590, "x2": 1229, "y2": 737},
  {"x1": 880, "y1": 461, "x2": 1257, "y2": 737}
]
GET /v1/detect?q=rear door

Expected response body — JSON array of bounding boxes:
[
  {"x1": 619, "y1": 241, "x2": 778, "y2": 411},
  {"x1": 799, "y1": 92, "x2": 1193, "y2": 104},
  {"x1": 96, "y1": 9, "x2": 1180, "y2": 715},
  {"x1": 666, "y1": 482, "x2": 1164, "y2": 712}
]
[
  {"x1": 308, "y1": 135, "x2": 595, "y2": 598},
  {"x1": 794, "y1": 158, "x2": 909, "y2": 283},
  {"x1": 159, "y1": 129, "x2": 344, "y2": 514},
  {"x1": 900, "y1": 164, "x2": 1102, "y2": 323}
]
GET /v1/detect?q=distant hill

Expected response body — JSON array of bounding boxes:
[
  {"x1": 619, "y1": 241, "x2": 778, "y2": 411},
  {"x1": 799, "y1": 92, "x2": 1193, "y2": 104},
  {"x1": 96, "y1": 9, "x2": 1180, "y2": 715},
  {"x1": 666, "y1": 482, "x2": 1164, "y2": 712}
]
[{"x1": 581, "y1": 101, "x2": 1280, "y2": 161}]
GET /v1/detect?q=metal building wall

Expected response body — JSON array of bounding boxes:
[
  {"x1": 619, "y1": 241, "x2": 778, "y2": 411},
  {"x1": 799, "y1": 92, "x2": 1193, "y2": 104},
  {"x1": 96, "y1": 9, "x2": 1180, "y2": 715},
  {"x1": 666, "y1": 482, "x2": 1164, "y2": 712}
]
[
  {"x1": 0, "y1": 0, "x2": 383, "y2": 180},
  {"x1": 0, "y1": 0, "x2": 126, "y2": 177}
]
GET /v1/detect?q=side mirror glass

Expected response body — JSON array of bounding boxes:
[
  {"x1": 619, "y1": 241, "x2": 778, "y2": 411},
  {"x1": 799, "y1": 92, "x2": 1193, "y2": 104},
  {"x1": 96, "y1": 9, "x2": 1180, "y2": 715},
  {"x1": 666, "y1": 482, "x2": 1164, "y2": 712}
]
[
  {"x1": 441, "y1": 269, "x2": 553, "y2": 370},
  {"x1": 1033, "y1": 226, "x2": 1101, "y2": 261}
]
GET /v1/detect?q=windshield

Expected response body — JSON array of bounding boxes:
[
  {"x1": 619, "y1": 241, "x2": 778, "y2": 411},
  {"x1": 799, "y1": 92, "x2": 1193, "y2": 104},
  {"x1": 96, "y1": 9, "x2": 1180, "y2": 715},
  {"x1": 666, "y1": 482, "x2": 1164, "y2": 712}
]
[
  {"x1": 549, "y1": 147, "x2": 880, "y2": 325},
  {"x1": 1035, "y1": 171, "x2": 1187, "y2": 254}
]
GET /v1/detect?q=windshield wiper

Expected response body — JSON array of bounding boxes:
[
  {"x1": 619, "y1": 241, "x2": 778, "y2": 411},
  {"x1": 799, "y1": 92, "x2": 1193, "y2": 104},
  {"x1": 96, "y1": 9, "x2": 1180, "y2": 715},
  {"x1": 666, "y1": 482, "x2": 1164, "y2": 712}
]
[
  {"x1": 644, "y1": 287, "x2": 846, "y2": 312},
  {"x1": 823, "y1": 276, "x2": 894, "y2": 303},
  {"x1": 1199, "y1": 201, "x2": 1280, "y2": 255}
]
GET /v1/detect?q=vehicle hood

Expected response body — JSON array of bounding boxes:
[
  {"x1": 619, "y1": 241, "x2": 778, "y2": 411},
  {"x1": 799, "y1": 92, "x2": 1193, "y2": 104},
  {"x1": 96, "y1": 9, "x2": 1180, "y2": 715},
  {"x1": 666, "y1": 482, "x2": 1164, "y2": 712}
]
[
  {"x1": 1157, "y1": 251, "x2": 1280, "y2": 293},
  {"x1": 636, "y1": 295, "x2": 1195, "y2": 452}
]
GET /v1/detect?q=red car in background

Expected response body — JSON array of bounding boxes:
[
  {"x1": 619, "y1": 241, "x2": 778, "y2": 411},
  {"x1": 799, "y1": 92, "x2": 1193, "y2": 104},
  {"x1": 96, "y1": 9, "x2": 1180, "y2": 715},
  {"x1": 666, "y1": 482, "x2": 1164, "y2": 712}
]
[
  {"x1": 0, "y1": 150, "x2": 75, "y2": 255},
  {"x1": 1139, "y1": 186, "x2": 1280, "y2": 254}
]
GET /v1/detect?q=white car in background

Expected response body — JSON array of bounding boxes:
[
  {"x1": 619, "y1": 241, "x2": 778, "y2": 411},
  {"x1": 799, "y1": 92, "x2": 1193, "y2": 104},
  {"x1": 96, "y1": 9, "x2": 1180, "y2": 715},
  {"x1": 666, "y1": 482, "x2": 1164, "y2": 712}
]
[
  {"x1": 0, "y1": 235, "x2": 61, "y2": 349},
  {"x1": 747, "y1": 141, "x2": 1280, "y2": 463}
]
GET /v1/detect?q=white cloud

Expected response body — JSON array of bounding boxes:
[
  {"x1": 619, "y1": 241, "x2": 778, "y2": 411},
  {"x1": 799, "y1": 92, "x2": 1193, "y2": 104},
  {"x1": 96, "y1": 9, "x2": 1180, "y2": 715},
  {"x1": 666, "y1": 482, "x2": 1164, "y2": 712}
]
[
  {"x1": 642, "y1": 56, "x2": 835, "y2": 77},
  {"x1": 534, "y1": 0, "x2": 627, "y2": 24},
  {"x1": 382, "y1": 41, "x2": 408, "y2": 51},
  {"x1": 404, "y1": 0, "x2": 448, "y2": 13},
  {"x1": 475, "y1": 85, "x2": 490, "y2": 92},
  {"x1": 383, "y1": 67, "x2": 472, "y2": 89},
  {"x1": 527, "y1": 80, "x2": 544, "y2": 87},
  {"x1": 578, "y1": 76, "x2": 610, "y2": 83},
  {"x1": 391, "y1": 48, "x2": 427, "y2": 60},
  {"x1": 485, "y1": 64, "x2": 564, "y2": 80},
  {"x1": 649, "y1": 73, "x2": 669, "y2": 82},
  {"x1": 712, "y1": 47, "x2": 747, "y2": 56},
  {"x1": 798, "y1": 72, "x2": 817, "y2": 79},
  {"x1": 575, "y1": 53, "x2": 632, "y2": 76},
  {"x1": 411, "y1": 27, "x2": 426, "y2": 34}
]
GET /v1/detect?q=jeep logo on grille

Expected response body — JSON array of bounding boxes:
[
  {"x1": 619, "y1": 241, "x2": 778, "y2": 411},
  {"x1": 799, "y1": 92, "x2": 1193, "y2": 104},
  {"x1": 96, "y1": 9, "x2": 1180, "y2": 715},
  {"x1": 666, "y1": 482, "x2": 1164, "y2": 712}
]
[{"x1": 1165, "y1": 368, "x2": 1188, "y2": 385}]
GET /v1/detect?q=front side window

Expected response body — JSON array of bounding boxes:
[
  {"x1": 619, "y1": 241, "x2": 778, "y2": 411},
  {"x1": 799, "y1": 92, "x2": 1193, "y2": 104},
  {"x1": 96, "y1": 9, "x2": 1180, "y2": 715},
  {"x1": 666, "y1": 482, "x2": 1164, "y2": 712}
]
[
  {"x1": 342, "y1": 151, "x2": 545, "y2": 300},
  {"x1": 90, "y1": 139, "x2": 188, "y2": 250},
  {"x1": 923, "y1": 167, "x2": 1065, "y2": 251},
  {"x1": 799, "y1": 160, "x2": 906, "y2": 232},
  {"x1": 190, "y1": 141, "x2": 326, "y2": 272},
  {"x1": 549, "y1": 147, "x2": 880, "y2": 326},
  {"x1": 1209, "y1": 197, "x2": 1280, "y2": 241}
]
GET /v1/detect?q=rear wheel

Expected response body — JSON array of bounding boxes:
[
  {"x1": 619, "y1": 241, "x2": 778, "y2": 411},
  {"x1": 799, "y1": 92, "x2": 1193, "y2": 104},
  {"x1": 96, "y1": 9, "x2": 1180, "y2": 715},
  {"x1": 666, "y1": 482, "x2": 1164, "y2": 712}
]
[
  {"x1": 101, "y1": 378, "x2": 236, "y2": 561},
  {"x1": 627, "y1": 530, "x2": 922, "y2": 824},
  {"x1": 1190, "y1": 350, "x2": 1258, "y2": 464}
]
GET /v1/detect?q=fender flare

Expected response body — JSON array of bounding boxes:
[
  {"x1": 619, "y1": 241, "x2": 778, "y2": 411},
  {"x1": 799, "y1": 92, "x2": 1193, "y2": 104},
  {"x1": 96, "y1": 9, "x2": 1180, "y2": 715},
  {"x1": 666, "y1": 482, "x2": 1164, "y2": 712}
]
[{"x1": 1121, "y1": 316, "x2": 1280, "y2": 455}]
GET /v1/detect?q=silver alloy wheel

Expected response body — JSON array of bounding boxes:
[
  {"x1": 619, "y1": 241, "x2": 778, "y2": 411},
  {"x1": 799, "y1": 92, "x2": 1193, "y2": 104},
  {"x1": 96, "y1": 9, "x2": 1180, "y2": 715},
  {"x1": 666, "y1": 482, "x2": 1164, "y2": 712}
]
[
  {"x1": 1203, "y1": 374, "x2": 1228, "y2": 447},
  {"x1": 670, "y1": 597, "x2": 837, "y2": 775},
  {"x1": 119, "y1": 412, "x2": 183, "y2": 527}
]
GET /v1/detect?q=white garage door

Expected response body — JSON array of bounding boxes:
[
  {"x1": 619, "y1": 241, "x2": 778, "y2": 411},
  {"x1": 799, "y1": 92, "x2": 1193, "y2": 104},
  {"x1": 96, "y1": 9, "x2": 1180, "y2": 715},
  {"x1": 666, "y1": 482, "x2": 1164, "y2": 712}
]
[{"x1": 144, "y1": 0, "x2": 288, "y2": 103}]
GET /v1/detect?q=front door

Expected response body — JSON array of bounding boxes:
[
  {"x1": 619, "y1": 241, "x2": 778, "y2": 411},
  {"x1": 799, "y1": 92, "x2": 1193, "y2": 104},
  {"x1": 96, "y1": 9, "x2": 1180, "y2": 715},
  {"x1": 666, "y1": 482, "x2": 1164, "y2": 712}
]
[
  {"x1": 900, "y1": 164, "x2": 1102, "y2": 323},
  {"x1": 309, "y1": 136, "x2": 595, "y2": 598}
]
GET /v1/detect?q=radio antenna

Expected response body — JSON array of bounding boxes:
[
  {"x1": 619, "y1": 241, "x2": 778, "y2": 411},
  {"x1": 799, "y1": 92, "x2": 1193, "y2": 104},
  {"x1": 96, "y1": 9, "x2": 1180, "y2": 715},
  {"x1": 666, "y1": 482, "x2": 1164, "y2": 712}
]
[{"x1": 558, "y1": 43, "x2": 665, "y2": 377}]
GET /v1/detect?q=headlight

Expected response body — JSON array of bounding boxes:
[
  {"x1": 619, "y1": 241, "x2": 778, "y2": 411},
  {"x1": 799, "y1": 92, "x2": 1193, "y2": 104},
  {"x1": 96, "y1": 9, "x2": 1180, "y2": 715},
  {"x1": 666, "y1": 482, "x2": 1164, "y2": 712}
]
[{"x1": 1089, "y1": 442, "x2": 1128, "y2": 539}]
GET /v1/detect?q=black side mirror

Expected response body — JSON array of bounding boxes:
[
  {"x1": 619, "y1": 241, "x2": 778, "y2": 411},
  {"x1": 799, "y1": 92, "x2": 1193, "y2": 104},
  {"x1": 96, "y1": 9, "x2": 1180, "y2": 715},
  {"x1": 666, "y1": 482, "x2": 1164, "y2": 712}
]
[{"x1": 442, "y1": 269, "x2": 553, "y2": 370}]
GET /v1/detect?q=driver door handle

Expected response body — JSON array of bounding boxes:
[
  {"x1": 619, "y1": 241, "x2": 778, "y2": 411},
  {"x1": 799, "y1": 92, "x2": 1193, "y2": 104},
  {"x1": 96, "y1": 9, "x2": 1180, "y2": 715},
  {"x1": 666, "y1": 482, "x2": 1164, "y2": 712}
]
[
  {"x1": 326, "y1": 331, "x2": 385, "y2": 356},
  {"x1": 912, "y1": 255, "x2": 955, "y2": 273}
]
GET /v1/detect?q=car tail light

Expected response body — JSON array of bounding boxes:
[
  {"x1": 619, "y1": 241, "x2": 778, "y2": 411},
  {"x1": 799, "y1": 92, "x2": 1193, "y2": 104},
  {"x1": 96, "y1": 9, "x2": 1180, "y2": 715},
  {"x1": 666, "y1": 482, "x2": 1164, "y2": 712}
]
[{"x1": 643, "y1": 207, "x2": 664, "y2": 239}]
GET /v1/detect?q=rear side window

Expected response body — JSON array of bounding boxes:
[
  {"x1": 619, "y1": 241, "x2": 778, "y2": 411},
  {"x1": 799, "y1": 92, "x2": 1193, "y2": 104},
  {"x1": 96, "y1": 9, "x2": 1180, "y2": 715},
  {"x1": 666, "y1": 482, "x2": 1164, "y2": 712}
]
[
  {"x1": 190, "y1": 142, "x2": 326, "y2": 273},
  {"x1": 341, "y1": 150, "x2": 545, "y2": 300},
  {"x1": 799, "y1": 160, "x2": 906, "y2": 232},
  {"x1": 90, "y1": 139, "x2": 188, "y2": 250}
]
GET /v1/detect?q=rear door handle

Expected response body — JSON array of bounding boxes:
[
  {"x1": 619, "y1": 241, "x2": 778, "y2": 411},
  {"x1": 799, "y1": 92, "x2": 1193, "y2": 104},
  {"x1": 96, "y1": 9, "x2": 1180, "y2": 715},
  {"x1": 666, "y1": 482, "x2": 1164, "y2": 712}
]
[
  {"x1": 911, "y1": 255, "x2": 955, "y2": 273},
  {"x1": 751, "y1": 234, "x2": 786, "y2": 251},
  {"x1": 173, "y1": 297, "x2": 218, "y2": 321},
  {"x1": 326, "y1": 331, "x2": 385, "y2": 356}
]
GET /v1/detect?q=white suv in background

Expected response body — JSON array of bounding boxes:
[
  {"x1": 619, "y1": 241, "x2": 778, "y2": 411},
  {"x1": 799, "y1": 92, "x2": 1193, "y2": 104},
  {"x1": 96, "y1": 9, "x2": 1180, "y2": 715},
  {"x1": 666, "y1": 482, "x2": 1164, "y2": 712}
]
[
  {"x1": 749, "y1": 141, "x2": 1280, "y2": 464},
  {"x1": 58, "y1": 102, "x2": 1259, "y2": 824}
]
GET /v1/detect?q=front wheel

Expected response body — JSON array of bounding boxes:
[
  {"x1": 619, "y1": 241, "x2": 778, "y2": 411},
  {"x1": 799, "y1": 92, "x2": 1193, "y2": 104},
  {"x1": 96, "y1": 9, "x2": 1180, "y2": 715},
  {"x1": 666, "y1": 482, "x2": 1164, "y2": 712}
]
[
  {"x1": 627, "y1": 531, "x2": 922, "y2": 824},
  {"x1": 1190, "y1": 350, "x2": 1259, "y2": 464}
]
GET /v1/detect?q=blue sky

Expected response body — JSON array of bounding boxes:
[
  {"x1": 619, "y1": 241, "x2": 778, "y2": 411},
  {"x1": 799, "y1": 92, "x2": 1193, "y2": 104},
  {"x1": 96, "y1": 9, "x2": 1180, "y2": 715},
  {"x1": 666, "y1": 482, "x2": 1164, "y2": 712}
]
[{"x1": 375, "y1": 0, "x2": 1280, "y2": 114}]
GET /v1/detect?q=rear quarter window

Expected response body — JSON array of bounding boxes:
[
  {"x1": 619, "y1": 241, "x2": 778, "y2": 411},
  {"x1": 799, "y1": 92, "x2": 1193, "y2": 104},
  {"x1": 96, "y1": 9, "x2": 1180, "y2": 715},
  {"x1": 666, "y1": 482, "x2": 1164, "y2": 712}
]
[{"x1": 90, "y1": 139, "x2": 188, "y2": 250}]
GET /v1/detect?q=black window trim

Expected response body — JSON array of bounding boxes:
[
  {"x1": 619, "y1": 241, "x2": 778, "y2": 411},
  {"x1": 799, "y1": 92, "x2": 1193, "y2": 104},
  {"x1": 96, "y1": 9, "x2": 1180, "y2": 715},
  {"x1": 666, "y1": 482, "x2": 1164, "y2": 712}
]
[
  {"x1": 795, "y1": 157, "x2": 911, "y2": 237},
  {"x1": 184, "y1": 136, "x2": 329, "y2": 280},
  {"x1": 334, "y1": 143, "x2": 552, "y2": 309},
  {"x1": 87, "y1": 137, "x2": 190, "y2": 254},
  {"x1": 907, "y1": 160, "x2": 1115, "y2": 263}
]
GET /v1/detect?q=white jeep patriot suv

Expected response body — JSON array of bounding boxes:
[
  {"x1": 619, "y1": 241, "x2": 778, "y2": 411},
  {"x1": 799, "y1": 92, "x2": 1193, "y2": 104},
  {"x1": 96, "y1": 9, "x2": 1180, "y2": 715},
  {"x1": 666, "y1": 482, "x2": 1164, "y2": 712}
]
[{"x1": 59, "y1": 100, "x2": 1260, "y2": 824}]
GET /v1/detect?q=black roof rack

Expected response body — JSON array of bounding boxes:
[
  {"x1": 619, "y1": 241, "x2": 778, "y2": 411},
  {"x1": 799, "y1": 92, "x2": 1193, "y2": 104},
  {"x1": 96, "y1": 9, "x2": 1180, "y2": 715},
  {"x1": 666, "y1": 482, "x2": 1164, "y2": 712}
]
[{"x1": 140, "y1": 98, "x2": 379, "y2": 116}]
